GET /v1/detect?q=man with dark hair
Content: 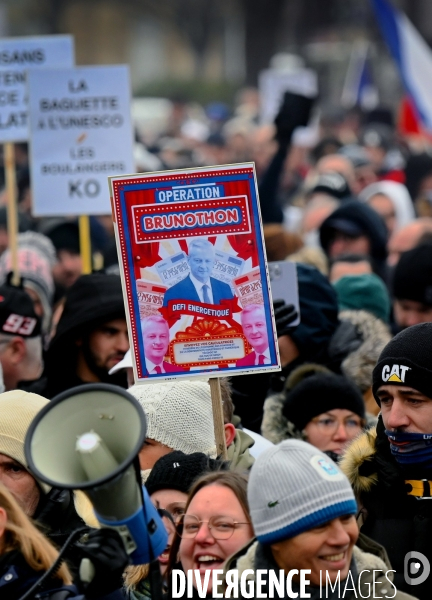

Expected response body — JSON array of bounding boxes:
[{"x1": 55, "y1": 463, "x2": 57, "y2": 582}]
[
  {"x1": 32, "y1": 273, "x2": 129, "y2": 398},
  {"x1": 341, "y1": 323, "x2": 432, "y2": 599}
]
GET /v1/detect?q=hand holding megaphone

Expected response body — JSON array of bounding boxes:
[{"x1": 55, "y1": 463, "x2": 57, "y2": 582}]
[
  {"x1": 24, "y1": 383, "x2": 168, "y2": 565},
  {"x1": 76, "y1": 528, "x2": 129, "y2": 598}
]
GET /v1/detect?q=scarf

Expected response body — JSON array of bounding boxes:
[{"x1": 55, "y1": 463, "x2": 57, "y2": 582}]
[{"x1": 385, "y1": 429, "x2": 432, "y2": 467}]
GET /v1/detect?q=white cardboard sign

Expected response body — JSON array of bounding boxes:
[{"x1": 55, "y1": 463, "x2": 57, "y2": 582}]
[
  {"x1": 0, "y1": 35, "x2": 74, "y2": 143},
  {"x1": 28, "y1": 65, "x2": 134, "y2": 216},
  {"x1": 259, "y1": 67, "x2": 318, "y2": 124}
]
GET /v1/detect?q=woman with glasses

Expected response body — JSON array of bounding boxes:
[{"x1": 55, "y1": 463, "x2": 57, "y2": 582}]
[
  {"x1": 125, "y1": 451, "x2": 223, "y2": 599},
  {"x1": 166, "y1": 471, "x2": 254, "y2": 598},
  {"x1": 220, "y1": 440, "x2": 414, "y2": 599},
  {"x1": 262, "y1": 369, "x2": 366, "y2": 462}
]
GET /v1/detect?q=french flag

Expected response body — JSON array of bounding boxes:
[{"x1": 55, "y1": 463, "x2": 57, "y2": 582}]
[
  {"x1": 371, "y1": 0, "x2": 432, "y2": 130},
  {"x1": 341, "y1": 41, "x2": 379, "y2": 110}
]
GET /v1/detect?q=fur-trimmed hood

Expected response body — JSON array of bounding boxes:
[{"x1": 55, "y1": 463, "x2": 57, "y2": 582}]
[
  {"x1": 330, "y1": 310, "x2": 391, "y2": 393},
  {"x1": 340, "y1": 427, "x2": 379, "y2": 496}
]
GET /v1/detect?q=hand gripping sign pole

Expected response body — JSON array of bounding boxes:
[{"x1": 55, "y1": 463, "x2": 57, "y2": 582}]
[{"x1": 4, "y1": 143, "x2": 20, "y2": 286}]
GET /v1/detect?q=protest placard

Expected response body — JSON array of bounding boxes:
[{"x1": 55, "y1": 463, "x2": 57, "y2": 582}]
[
  {"x1": 110, "y1": 163, "x2": 280, "y2": 383},
  {"x1": 0, "y1": 35, "x2": 74, "y2": 143},
  {"x1": 259, "y1": 67, "x2": 317, "y2": 124},
  {"x1": 28, "y1": 65, "x2": 134, "y2": 216}
]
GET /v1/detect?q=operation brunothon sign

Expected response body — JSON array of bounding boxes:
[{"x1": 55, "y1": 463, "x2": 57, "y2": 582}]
[{"x1": 110, "y1": 163, "x2": 280, "y2": 383}]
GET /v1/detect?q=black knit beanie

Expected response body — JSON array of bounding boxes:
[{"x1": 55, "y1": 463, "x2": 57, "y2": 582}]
[
  {"x1": 146, "y1": 451, "x2": 220, "y2": 496},
  {"x1": 393, "y1": 245, "x2": 432, "y2": 304},
  {"x1": 282, "y1": 373, "x2": 365, "y2": 431},
  {"x1": 372, "y1": 322, "x2": 432, "y2": 404}
]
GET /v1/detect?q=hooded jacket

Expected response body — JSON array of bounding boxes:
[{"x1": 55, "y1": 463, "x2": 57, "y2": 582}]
[
  {"x1": 340, "y1": 418, "x2": 432, "y2": 600},
  {"x1": 32, "y1": 273, "x2": 127, "y2": 398},
  {"x1": 320, "y1": 200, "x2": 388, "y2": 265},
  {"x1": 219, "y1": 534, "x2": 416, "y2": 599},
  {"x1": 328, "y1": 309, "x2": 391, "y2": 415},
  {"x1": 360, "y1": 181, "x2": 415, "y2": 232},
  {"x1": 226, "y1": 429, "x2": 255, "y2": 472}
]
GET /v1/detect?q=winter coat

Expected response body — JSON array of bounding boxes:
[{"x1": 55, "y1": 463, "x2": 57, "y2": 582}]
[
  {"x1": 0, "y1": 549, "x2": 83, "y2": 600},
  {"x1": 219, "y1": 534, "x2": 416, "y2": 599},
  {"x1": 328, "y1": 310, "x2": 391, "y2": 396},
  {"x1": 340, "y1": 419, "x2": 432, "y2": 600}
]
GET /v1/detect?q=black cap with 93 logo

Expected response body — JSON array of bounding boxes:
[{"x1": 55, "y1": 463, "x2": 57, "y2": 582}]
[{"x1": 0, "y1": 277, "x2": 41, "y2": 338}]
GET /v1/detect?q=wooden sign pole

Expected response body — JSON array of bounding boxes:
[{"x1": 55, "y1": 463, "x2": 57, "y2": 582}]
[
  {"x1": 79, "y1": 215, "x2": 92, "y2": 275},
  {"x1": 4, "y1": 143, "x2": 20, "y2": 286},
  {"x1": 209, "y1": 378, "x2": 228, "y2": 460}
]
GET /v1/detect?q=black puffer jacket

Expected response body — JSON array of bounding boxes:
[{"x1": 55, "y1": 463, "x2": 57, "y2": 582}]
[
  {"x1": 0, "y1": 549, "x2": 82, "y2": 599},
  {"x1": 341, "y1": 416, "x2": 432, "y2": 600}
]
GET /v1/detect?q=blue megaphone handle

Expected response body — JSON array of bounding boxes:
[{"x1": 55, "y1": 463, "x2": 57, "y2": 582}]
[{"x1": 96, "y1": 487, "x2": 168, "y2": 564}]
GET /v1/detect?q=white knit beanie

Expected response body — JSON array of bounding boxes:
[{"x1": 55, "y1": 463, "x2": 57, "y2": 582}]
[
  {"x1": 0, "y1": 390, "x2": 51, "y2": 494},
  {"x1": 128, "y1": 381, "x2": 217, "y2": 458},
  {"x1": 248, "y1": 439, "x2": 357, "y2": 544}
]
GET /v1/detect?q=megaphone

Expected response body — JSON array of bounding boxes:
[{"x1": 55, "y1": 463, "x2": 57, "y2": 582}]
[{"x1": 24, "y1": 383, "x2": 168, "y2": 565}]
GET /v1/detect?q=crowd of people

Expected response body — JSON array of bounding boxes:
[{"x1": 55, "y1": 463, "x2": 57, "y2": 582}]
[{"x1": 1, "y1": 86, "x2": 432, "y2": 599}]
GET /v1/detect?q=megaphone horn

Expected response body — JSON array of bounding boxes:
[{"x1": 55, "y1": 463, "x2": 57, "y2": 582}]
[{"x1": 24, "y1": 383, "x2": 167, "y2": 564}]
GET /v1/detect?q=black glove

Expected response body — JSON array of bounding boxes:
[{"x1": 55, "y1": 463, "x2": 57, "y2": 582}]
[
  {"x1": 274, "y1": 91, "x2": 315, "y2": 145},
  {"x1": 75, "y1": 528, "x2": 130, "y2": 598},
  {"x1": 273, "y1": 300, "x2": 298, "y2": 337}
]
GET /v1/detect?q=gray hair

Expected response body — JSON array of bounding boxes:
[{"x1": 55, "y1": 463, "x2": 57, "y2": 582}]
[
  {"x1": 188, "y1": 239, "x2": 214, "y2": 256},
  {"x1": 0, "y1": 332, "x2": 43, "y2": 376},
  {"x1": 141, "y1": 315, "x2": 169, "y2": 334},
  {"x1": 240, "y1": 303, "x2": 265, "y2": 323}
]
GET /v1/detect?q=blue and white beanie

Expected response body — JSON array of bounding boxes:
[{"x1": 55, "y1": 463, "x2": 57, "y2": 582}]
[{"x1": 248, "y1": 439, "x2": 357, "y2": 544}]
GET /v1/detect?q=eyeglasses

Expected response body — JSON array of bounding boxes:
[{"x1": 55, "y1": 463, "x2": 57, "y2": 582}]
[
  {"x1": 310, "y1": 416, "x2": 363, "y2": 435},
  {"x1": 164, "y1": 502, "x2": 187, "y2": 522},
  {"x1": 178, "y1": 515, "x2": 251, "y2": 540},
  {"x1": 157, "y1": 503, "x2": 186, "y2": 534}
]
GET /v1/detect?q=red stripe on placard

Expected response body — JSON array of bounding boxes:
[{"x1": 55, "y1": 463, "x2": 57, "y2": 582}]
[{"x1": 132, "y1": 196, "x2": 251, "y2": 243}]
